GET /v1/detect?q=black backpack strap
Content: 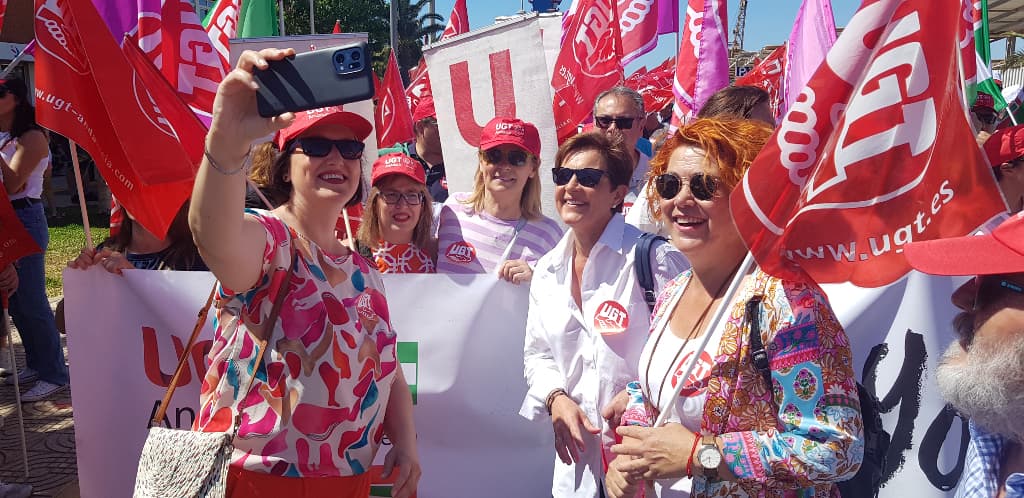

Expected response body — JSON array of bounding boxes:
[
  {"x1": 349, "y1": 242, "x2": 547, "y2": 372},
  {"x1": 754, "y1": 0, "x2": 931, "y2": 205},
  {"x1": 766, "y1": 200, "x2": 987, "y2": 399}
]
[
  {"x1": 746, "y1": 295, "x2": 772, "y2": 390},
  {"x1": 634, "y1": 233, "x2": 667, "y2": 313}
]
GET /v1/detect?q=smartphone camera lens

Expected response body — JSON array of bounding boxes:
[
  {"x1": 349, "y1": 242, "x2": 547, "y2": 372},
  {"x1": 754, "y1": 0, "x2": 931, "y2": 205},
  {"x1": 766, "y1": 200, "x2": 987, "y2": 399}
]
[
  {"x1": 351, "y1": 51, "x2": 361, "y2": 61},
  {"x1": 334, "y1": 52, "x2": 345, "y2": 64}
]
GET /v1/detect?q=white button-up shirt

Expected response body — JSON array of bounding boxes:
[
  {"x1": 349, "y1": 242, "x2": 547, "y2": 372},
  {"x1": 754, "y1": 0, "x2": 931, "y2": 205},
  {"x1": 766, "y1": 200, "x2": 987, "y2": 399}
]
[{"x1": 520, "y1": 214, "x2": 690, "y2": 498}]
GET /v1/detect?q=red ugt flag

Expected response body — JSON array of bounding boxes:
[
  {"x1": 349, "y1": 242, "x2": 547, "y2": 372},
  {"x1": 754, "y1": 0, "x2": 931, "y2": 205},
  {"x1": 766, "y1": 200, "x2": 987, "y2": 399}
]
[
  {"x1": 735, "y1": 44, "x2": 786, "y2": 121},
  {"x1": 730, "y1": 0, "x2": 1006, "y2": 288},
  {"x1": 618, "y1": 0, "x2": 659, "y2": 66},
  {"x1": 34, "y1": 0, "x2": 195, "y2": 238},
  {"x1": 0, "y1": 189, "x2": 42, "y2": 271},
  {"x1": 551, "y1": 0, "x2": 623, "y2": 142},
  {"x1": 375, "y1": 50, "x2": 416, "y2": 149}
]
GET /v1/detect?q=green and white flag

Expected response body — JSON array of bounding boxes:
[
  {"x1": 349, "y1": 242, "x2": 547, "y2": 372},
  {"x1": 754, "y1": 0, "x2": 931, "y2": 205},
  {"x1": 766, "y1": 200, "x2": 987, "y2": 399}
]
[
  {"x1": 971, "y1": 0, "x2": 1008, "y2": 111},
  {"x1": 203, "y1": 0, "x2": 279, "y2": 37}
]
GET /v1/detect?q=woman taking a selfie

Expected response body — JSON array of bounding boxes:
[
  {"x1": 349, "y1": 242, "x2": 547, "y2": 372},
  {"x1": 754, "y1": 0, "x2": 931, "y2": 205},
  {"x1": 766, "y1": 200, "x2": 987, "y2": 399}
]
[
  {"x1": 606, "y1": 118, "x2": 863, "y2": 497},
  {"x1": 435, "y1": 116, "x2": 562, "y2": 283},
  {"x1": 189, "y1": 48, "x2": 419, "y2": 498},
  {"x1": 356, "y1": 153, "x2": 437, "y2": 273}
]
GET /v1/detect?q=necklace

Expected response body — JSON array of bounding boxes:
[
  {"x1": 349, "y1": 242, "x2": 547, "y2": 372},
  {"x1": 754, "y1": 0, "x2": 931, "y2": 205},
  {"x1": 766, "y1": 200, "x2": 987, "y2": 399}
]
[{"x1": 644, "y1": 263, "x2": 742, "y2": 417}]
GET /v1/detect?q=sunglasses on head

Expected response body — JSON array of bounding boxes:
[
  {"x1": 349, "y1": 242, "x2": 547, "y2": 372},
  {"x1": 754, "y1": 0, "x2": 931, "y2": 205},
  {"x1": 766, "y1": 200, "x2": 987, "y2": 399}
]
[
  {"x1": 482, "y1": 148, "x2": 530, "y2": 167},
  {"x1": 653, "y1": 172, "x2": 719, "y2": 201},
  {"x1": 379, "y1": 191, "x2": 425, "y2": 206},
  {"x1": 595, "y1": 116, "x2": 637, "y2": 130},
  {"x1": 289, "y1": 137, "x2": 364, "y2": 160},
  {"x1": 552, "y1": 167, "x2": 607, "y2": 188},
  {"x1": 972, "y1": 276, "x2": 1024, "y2": 312}
]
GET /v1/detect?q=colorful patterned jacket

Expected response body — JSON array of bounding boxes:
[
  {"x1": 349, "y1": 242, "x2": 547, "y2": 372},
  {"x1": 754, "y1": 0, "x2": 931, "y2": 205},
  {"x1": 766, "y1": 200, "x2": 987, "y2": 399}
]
[{"x1": 650, "y1": 268, "x2": 864, "y2": 497}]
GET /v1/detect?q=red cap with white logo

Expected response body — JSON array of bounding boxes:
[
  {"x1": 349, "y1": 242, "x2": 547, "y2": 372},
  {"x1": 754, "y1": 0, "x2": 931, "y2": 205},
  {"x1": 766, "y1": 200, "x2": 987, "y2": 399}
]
[
  {"x1": 984, "y1": 124, "x2": 1024, "y2": 167},
  {"x1": 275, "y1": 106, "x2": 373, "y2": 149},
  {"x1": 479, "y1": 117, "x2": 541, "y2": 157},
  {"x1": 904, "y1": 213, "x2": 1024, "y2": 276},
  {"x1": 371, "y1": 153, "x2": 426, "y2": 186}
]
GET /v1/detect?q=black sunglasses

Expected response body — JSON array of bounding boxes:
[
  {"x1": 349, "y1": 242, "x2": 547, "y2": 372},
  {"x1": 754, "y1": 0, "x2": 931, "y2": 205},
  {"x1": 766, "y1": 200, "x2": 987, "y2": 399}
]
[
  {"x1": 595, "y1": 116, "x2": 637, "y2": 130},
  {"x1": 654, "y1": 172, "x2": 719, "y2": 201},
  {"x1": 972, "y1": 276, "x2": 1024, "y2": 312},
  {"x1": 379, "y1": 191, "x2": 425, "y2": 205},
  {"x1": 552, "y1": 167, "x2": 607, "y2": 188},
  {"x1": 290, "y1": 137, "x2": 365, "y2": 160},
  {"x1": 482, "y1": 149, "x2": 530, "y2": 167}
]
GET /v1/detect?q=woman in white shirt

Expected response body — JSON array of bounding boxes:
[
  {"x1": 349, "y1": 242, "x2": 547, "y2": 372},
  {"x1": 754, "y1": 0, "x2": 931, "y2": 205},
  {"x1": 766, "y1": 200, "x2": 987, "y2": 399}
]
[
  {"x1": 521, "y1": 132, "x2": 689, "y2": 497},
  {"x1": 0, "y1": 77, "x2": 69, "y2": 402}
]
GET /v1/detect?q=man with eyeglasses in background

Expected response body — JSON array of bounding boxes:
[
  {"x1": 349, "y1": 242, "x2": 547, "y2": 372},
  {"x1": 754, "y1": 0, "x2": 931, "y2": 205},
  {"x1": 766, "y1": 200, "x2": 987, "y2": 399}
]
[
  {"x1": 904, "y1": 214, "x2": 1024, "y2": 498},
  {"x1": 591, "y1": 87, "x2": 658, "y2": 233},
  {"x1": 984, "y1": 125, "x2": 1024, "y2": 214},
  {"x1": 380, "y1": 95, "x2": 448, "y2": 203}
]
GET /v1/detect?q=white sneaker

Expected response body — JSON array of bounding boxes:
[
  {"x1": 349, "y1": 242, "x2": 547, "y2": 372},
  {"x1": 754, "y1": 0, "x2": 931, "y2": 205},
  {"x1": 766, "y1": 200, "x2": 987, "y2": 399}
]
[
  {"x1": 0, "y1": 351, "x2": 11, "y2": 377},
  {"x1": 20, "y1": 379, "x2": 66, "y2": 403},
  {"x1": 0, "y1": 481, "x2": 32, "y2": 498},
  {"x1": 2, "y1": 368, "x2": 37, "y2": 386}
]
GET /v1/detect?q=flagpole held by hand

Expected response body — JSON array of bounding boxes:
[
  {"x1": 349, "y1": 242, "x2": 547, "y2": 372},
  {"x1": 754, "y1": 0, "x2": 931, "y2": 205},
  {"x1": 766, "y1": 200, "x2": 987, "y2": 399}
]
[
  {"x1": 68, "y1": 141, "x2": 94, "y2": 249},
  {"x1": 1, "y1": 292, "x2": 31, "y2": 481}
]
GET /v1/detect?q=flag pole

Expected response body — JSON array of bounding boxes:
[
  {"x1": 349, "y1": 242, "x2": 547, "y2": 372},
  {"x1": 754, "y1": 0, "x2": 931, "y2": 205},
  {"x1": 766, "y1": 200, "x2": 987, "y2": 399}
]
[
  {"x1": 278, "y1": 0, "x2": 286, "y2": 35},
  {"x1": 309, "y1": 0, "x2": 315, "y2": 34},
  {"x1": 2, "y1": 294, "x2": 31, "y2": 482},
  {"x1": 0, "y1": 41, "x2": 36, "y2": 79},
  {"x1": 68, "y1": 142, "x2": 94, "y2": 249}
]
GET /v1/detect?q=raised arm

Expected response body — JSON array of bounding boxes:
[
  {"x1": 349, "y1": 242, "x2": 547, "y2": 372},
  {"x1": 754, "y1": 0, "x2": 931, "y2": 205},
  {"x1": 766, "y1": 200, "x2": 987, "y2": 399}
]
[{"x1": 189, "y1": 48, "x2": 294, "y2": 292}]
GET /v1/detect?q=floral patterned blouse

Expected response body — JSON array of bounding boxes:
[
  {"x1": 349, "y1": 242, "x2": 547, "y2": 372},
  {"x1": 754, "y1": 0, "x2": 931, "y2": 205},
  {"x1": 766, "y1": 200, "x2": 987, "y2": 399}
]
[
  {"x1": 643, "y1": 268, "x2": 864, "y2": 497},
  {"x1": 195, "y1": 210, "x2": 398, "y2": 477}
]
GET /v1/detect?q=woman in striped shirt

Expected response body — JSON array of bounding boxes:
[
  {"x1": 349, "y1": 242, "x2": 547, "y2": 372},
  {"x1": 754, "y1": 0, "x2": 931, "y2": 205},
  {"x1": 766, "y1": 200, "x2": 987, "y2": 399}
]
[{"x1": 435, "y1": 117, "x2": 562, "y2": 283}]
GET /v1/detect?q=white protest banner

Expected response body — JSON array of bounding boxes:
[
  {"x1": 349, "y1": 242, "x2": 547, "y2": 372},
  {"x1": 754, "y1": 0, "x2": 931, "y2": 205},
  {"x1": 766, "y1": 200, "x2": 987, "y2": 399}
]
[
  {"x1": 823, "y1": 272, "x2": 968, "y2": 497},
  {"x1": 63, "y1": 269, "x2": 553, "y2": 498},
  {"x1": 424, "y1": 14, "x2": 560, "y2": 220}
]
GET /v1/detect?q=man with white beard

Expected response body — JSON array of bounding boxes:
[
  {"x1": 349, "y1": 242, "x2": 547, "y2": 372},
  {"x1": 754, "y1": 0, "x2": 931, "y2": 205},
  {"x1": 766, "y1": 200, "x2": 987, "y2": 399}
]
[{"x1": 905, "y1": 213, "x2": 1024, "y2": 498}]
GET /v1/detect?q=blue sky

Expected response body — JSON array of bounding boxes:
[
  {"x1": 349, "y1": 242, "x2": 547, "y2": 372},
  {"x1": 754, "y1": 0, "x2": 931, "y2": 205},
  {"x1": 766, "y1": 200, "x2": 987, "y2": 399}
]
[{"x1": 428, "y1": 1, "x2": 1009, "y2": 73}]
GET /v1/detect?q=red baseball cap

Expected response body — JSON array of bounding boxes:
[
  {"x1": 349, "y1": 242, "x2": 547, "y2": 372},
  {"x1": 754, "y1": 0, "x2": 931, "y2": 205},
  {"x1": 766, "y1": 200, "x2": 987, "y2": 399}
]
[
  {"x1": 371, "y1": 153, "x2": 426, "y2": 186},
  {"x1": 973, "y1": 92, "x2": 996, "y2": 111},
  {"x1": 479, "y1": 117, "x2": 541, "y2": 156},
  {"x1": 983, "y1": 124, "x2": 1024, "y2": 167},
  {"x1": 275, "y1": 106, "x2": 373, "y2": 149},
  {"x1": 412, "y1": 95, "x2": 436, "y2": 123},
  {"x1": 904, "y1": 213, "x2": 1024, "y2": 276}
]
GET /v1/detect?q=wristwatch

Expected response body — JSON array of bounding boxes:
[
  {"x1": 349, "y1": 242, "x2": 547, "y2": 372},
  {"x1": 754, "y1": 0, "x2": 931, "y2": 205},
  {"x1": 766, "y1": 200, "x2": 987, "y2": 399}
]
[{"x1": 696, "y1": 433, "x2": 721, "y2": 480}]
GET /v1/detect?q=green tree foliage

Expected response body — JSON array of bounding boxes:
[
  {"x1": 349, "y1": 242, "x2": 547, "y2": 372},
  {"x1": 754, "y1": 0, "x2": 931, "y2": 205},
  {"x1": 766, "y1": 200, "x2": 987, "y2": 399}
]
[{"x1": 392, "y1": 0, "x2": 445, "y2": 84}]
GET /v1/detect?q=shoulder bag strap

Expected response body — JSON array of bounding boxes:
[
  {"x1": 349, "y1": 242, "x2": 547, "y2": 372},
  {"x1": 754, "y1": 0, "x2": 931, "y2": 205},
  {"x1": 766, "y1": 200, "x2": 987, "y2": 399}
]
[
  {"x1": 634, "y1": 233, "x2": 667, "y2": 313},
  {"x1": 147, "y1": 243, "x2": 298, "y2": 429}
]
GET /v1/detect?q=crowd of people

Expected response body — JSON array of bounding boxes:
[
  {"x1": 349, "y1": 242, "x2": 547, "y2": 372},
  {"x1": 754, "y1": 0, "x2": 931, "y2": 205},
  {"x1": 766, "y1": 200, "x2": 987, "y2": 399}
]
[{"x1": 1, "y1": 36, "x2": 1023, "y2": 496}]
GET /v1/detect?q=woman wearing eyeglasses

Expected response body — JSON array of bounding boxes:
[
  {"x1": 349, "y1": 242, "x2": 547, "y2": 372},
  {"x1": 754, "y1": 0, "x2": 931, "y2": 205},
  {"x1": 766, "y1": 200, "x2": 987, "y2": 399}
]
[
  {"x1": 189, "y1": 49, "x2": 419, "y2": 497},
  {"x1": 606, "y1": 119, "x2": 863, "y2": 498},
  {"x1": 521, "y1": 132, "x2": 689, "y2": 497},
  {"x1": 356, "y1": 153, "x2": 436, "y2": 273},
  {"x1": 435, "y1": 116, "x2": 563, "y2": 283}
]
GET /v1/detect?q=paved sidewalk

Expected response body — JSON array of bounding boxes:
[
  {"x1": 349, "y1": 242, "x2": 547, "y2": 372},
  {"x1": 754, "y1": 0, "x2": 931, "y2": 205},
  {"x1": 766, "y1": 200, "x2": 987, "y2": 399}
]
[{"x1": 1, "y1": 300, "x2": 79, "y2": 498}]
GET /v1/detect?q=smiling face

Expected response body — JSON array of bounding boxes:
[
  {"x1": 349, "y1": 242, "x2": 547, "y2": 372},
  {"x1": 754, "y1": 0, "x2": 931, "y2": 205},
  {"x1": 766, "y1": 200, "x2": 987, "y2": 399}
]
[
  {"x1": 657, "y1": 145, "x2": 745, "y2": 261},
  {"x1": 478, "y1": 144, "x2": 537, "y2": 200},
  {"x1": 375, "y1": 175, "x2": 425, "y2": 242},
  {"x1": 556, "y1": 149, "x2": 627, "y2": 234},
  {"x1": 287, "y1": 125, "x2": 362, "y2": 206}
]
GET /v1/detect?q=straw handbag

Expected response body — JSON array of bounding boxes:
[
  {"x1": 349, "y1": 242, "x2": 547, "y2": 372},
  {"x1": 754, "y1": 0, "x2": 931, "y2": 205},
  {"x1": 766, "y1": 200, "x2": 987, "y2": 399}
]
[{"x1": 133, "y1": 249, "x2": 295, "y2": 497}]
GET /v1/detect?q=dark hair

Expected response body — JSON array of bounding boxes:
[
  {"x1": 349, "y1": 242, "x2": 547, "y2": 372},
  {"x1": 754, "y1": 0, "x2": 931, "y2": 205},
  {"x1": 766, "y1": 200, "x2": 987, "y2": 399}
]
[
  {"x1": 266, "y1": 140, "x2": 365, "y2": 208},
  {"x1": 697, "y1": 86, "x2": 771, "y2": 121},
  {"x1": 555, "y1": 132, "x2": 633, "y2": 188},
  {"x1": 1, "y1": 78, "x2": 42, "y2": 139},
  {"x1": 103, "y1": 200, "x2": 204, "y2": 270}
]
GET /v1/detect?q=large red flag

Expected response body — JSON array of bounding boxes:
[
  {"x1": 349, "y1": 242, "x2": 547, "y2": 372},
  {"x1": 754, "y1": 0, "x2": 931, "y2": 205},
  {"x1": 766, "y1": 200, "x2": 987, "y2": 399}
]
[
  {"x1": 0, "y1": 189, "x2": 42, "y2": 271},
  {"x1": 618, "y1": 0, "x2": 660, "y2": 65},
  {"x1": 375, "y1": 51, "x2": 416, "y2": 149},
  {"x1": 730, "y1": 0, "x2": 1006, "y2": 288},
  {"x1": 735, "y1": 44, "x2": 786, "y2": 121},
  {"x1": 34, "y1": 0, "x2": 194, "y2": 237},
  {"x1": 671, "y1": 0, "x2": 729, "y2": 124},
  {"x1": 204, "y1": 0, "x2": 240, "y2": 76},
  {"x1": 0, "y1": 0, "x2": 7, "y2": 33},
  {"x1": 406, "y1": 0, "x2": 469, "y2": 114},
  {"x1": 551, "y1": 0, "x2": 623, "y2": 142}
]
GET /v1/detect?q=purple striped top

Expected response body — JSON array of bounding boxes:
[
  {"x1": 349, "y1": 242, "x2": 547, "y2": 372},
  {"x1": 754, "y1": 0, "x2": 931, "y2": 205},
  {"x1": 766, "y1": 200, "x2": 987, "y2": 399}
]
[{"x1": 436, "y1": 193, "x2": 563, "y2": 274}]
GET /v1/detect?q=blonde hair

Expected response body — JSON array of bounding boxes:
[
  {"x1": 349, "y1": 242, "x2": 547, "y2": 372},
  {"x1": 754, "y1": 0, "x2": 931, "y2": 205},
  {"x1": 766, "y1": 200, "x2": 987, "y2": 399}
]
[
  {"x1": 462, "y1": 150, "x2": 544, "y2": 220},
  {"x1": 357, "y1": 183, "x2": 436, "y2": 254}
]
